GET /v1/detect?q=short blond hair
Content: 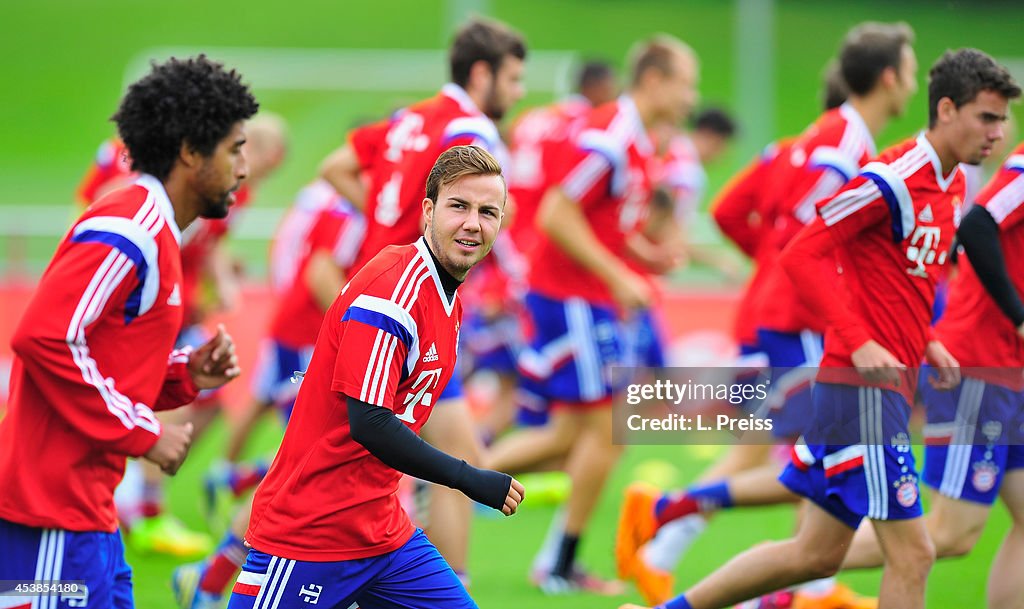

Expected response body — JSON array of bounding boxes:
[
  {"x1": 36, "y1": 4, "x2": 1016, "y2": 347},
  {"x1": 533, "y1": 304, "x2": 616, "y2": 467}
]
[
  {"x1": 628, "y1": 34, "x2": 694, "y2": 87},
  {"x1": 425, "y1": 145, "x2": 506, "y2": 204}
]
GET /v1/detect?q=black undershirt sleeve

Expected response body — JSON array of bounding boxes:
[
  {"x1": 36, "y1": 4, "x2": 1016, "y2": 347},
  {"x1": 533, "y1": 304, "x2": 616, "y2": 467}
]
[
  {"x1": 956, "y1": 205, "x2": 1024, "y2": 327},
  {"x1": 346, "y1": 395, "x2": 512, "y2": 511}
]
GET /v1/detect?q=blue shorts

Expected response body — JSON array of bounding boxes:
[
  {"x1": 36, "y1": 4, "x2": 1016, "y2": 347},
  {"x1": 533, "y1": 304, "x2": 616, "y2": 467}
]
[
  {"x1": 227, "y1": 529, "x2": 475, "y2": 609},
  {"x1": 731, "y1": 342, "x2": 769, "y2": 415},
  {"x1": 176, "y1": 324, "x2": 221, "y2": 403},
  {"x1": 628, "y1": 307, "x2": 668, "y2": 369},
  {"x1": 253, "y1": 339, "x2": 314, "y2": 423},
  {"x1": 517, "y1": 292, "x2": 627, "y2": 406},
  {"x1": 779, "y1": 383, "x2": 922, "y2": 530},
  {"x1": 756, "y1": 328, "x2": 823, "y2": 439},
  {"x1": 920, "y1": 370, "x2": 1024, "y2": 505},
  {"x1": 460, "y1": 309, "x2": 522, "y2": 375},
  {"x1": 0, "y1": 518, "x2": 133, "y2": 608}
]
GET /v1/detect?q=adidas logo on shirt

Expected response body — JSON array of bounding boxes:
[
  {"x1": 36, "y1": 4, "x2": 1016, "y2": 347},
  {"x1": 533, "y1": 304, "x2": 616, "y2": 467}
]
[
  {"x1": 422, "y1": 342, "x2": 439, "y2": 363},
  {"x1": 166, "y1": 283, "x2": 182, "y2": 306},
  {"x1": 918, "y1": 204, "x2": 933, "y2": 223}
]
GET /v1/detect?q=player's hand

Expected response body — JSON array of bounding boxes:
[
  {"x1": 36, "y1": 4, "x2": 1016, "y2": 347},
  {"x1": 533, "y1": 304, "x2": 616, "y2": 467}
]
[
  {"x1": 188, "y1": 324, "x2": 242, "y2": 389},
  {"x1": 610, "y1": 270, "x2": 653, "y2": 317},
  {"x1": 502, "y1": 477, "x2": 525, "y2": 516},
  {"x1": 1017, "y1": 321, "x2": 1024, "y2": 341},
  {"x1": 143, "y1": 422, "x2": 194, "y2": 475},
  {"x1": 924, "y1": 340, "x2": 961, "y2": 390},
  {"x1": 851, "y1": 340, "x2": 907, "y2": 387}
]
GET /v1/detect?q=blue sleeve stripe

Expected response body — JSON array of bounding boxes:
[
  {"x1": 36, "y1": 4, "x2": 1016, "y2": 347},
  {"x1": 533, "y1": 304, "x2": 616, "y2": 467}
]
[
  {"x1": 343, "y1": 306, "x2": 414, "y2": 350},
  {"x1": 862, "y1": 171, "x2": 904, "y2": 243},
  {"x1": 71, "y1": 229, "x2": 150, "y2": 322}
]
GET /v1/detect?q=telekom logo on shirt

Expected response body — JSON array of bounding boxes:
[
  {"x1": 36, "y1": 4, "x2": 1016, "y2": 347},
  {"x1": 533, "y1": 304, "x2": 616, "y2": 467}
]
[
  {"x1": 905, "y1": 225, "x2": 945, "y2": 278},
  {"x1": 396, "y1": 368, "x2": 443, "y2": 423}
]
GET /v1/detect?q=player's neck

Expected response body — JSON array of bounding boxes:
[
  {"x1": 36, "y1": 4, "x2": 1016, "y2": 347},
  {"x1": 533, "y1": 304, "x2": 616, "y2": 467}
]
[
  {"x1": 923, "y1": 130, "x2": 960, "y2": 175},
  {"x1": 162, "y1": 172, "x2": 201, "y2": 230},
  {"x1": 629, "y1": 91, "x2": 658, "y2": 129},
  {"x1": 847, "y1": 95, "x2": 891, "y2": 138}
]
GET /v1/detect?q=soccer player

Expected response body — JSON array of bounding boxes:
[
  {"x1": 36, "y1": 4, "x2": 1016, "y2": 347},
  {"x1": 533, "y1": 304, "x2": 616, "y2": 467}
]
[
  {"x1": 0, "y1": 54, "x2": 255, "y2": 607},
  {"x1": 126, "y1": 112, "x2": 287, "y2": 558},
  {"x1": 173, "y1": 180, "x2": 365, "y2": 609},
  {"x1": 837, "y1": 140, "x2": 1024, "y2": 609},
  {"x1": 504, "y1": 35, "x2": 698, "y2": 593},
  {"x1": 616, "y1": 62, "x2": 853, "y2": 607},
  {"x1": 318, "y1": 16, "x2": 526, "y2": 578},
  {"x1": 227, "y1": 145, "x2": 523, "y2": 609},
  {"x1": 620, "y1": 46, "x2": 1020, "y2": 609}
]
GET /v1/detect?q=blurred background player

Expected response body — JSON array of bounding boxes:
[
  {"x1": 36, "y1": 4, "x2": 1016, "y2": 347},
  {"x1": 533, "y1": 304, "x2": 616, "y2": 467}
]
[
  {"x1": 317, "y1": 16, "x2": 527, "y2": 583},
  {"x1": 228, "y1": 145, "x2": 523, "y2": 609},
  {"x1": 0, "y1": 54, "x2": 252, "y2": 608},
  {"x1": 616, "y1": 61, "x2": 853, "y2": 607},
  {"x1": 617, "y1": 23, "x2": 920, "y2": 607},
  {"x1": 471, "y1": 59, "x2": 618, "y2": 444},
  {"x1": 123, "y1": 113, "x2": 288, "y2": 559},
  {"x1": 173, "y1": 178, "x2": 365, "y2": 609},
  {"x1": 620, "y1": 46, "x2": 1019, "y2": 609},
  {"x1": 837, "y1": 140, "x2": 1024, "y2": 609},
  {"x1": 488, "y1": 35, "x2": 699, "y2": 594}
]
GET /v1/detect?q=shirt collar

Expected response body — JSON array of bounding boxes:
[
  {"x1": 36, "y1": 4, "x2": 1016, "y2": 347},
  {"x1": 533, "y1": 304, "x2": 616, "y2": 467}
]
[
  {"x1": 134, "y1": 174, "x2": 181, "y2": 243},
  {"x1": 917, "y1": 131, "x2": 959, "y2": 192},
  {"x1": 441, "y1": 83, "x2": 482, "y2": 116}
]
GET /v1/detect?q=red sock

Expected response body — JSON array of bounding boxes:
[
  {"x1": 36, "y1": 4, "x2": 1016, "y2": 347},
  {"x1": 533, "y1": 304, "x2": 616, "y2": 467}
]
[
  {"x1": 654, "y1": 493, "x2": 700, "y2": 528},
  {"x1": 199, "y1": 535, "x2": 248, "y2": 594}
]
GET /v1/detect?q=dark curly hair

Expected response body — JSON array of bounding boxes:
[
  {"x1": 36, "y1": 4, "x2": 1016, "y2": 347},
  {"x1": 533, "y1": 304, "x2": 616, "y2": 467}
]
[
  {"x1": 929, "y1": 48, "x2": 1021, "y2": 127},
  {"x1": 112, "y1": 55, "x2": 258, "y2": 180}
]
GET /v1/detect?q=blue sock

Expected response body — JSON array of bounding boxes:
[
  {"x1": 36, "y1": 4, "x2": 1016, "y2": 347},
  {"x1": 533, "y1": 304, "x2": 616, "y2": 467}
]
[
  {"x1": 660, "y1": 594, "x2": 693, "y2": 609},
  {"x1": 687, "y1": 481, "x2": 733, "y2": 510}
]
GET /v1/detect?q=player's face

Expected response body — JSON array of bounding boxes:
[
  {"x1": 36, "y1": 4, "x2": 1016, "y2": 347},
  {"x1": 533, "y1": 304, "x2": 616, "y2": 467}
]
[
  {"x1": 484, "y1": 55, "x2": 525, "y2": 121},
  {"x1": 891, "y1": 44, "x2": 918, "y2": 117},
  {"x1": 423, "y1": 173, "x2": 505, "y2": 280},
  {"x1": 658, "y1": 52, "x2": 699, "y2": 125},
  {"x1": 948, "y1": 89, "x2": 1010, "y2": 165},
  {"x1": 196, "y1": 122, "x2": 248, "y2": 219}
]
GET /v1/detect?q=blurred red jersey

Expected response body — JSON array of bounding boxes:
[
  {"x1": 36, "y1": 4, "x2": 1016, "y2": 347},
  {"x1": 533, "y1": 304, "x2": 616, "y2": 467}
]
[
  {"x1": 528, "y1": 95, "x2": 655, "y2": 305},
  {"x1": 938, "y1": 144, "x2": 1024, "y2": 386},
  {"x1": 269, "y1": 181, "x2": 366, "y2": 349},
  {"x1": 349, "y1": 84, "x2": 507, "y2": 273},
  {"x1": 0, "y1": 176, "x2": 198, "y2": 532},
  {"x1": 247, "y1": 239, "x2": 463, "y2": 561},
  {"x1": 507, "y1": 96, "x2": 593, "y2": 256},
  {"x1": 783, "y1": 134, "x2": 964, "y2": 396},
  {"x1": 758, "y1": 103, "x2": 876, "y2": 334}
]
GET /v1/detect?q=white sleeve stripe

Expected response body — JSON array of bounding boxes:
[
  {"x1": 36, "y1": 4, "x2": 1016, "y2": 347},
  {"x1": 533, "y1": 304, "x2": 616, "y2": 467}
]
[
  {"x1": 444, "y1": 117, "x2": 500, "y2": 149},
  {"x1": 809, "y1": 146, "x2": 859, "y2": 181},
  {"x1": 65, "y1": 249, "x2": 160, "y2": 434},
  {"x1": 817, "y1": 181, "x2": 875, "y2": 218},
  {"x1": 360, "y1": 329, "x2": 387, "y2": 401},
  {"x1": 562, "y1": 153, "x2": 611, "y2": 201},
  {"x1": 367, "y1": 334, "x2": 397, "y2": 405},
  {"x1": 73, "y1": 215, "x2": 162, "y2": 317},
  {"x1": 331, "y1": 216, "x2": 366, "y2": 268},
  {"x1": 821, "y1": 183, "x2": 881, "y2": 226},
  {"x1": 377, "y1": 333, "x2": 399, "y2": 404},
  {"x1": 1005, "y1": 154, "x2": 1024, "y2": 172},
  {"x1": 405, "y1": 272, "x2": 431, "y2": 315},
  {"x1": 860, "y1": 161, "x2": 915, "y2": 239},
  {"x1": 987, "y1": 174, "x2": 1024, "y2": 223},
  {"x1": 794, "y1": 171, "x2": 847, "y2": 224},
  {"x1": 397, "y1": 261, "x2": 429, "y2": 310},
  {"x1": 390, "y1": 255, "x2": 423, "y2": 301}
]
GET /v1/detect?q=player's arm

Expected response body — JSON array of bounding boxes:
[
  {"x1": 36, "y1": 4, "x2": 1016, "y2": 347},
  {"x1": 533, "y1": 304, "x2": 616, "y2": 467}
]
[
  {"x1": 790, "y1": 145, "x2": 861, "y2": 225},
  {"x1": 958, "y1": 204, "x2": 1024, "y2": 332},
  {"x1": 347, "y1": 396, "x2": 522, "y2": 515},
  {"x1": 711, "y1": 154, "x2": 769, "y2": 258},
  {"x1": 305, "y1": 251, "x2": 347, "y2": 312},
  {"x1": 779, "y1": 173, "x2": 906, "y2": 383},
  {"x1": 320, "y1": 144, "x2": 366, "y2": 210},
  {"x1": 11, "y1": 222, "x2": 167, "y2": 457}
]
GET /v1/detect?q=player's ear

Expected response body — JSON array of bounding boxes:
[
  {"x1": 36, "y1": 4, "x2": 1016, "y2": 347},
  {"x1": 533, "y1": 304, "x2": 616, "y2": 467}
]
[
  {"x1": 936, "y1": 97, "x2": 957, "y2": 125},
  {"x1": 179, "y1": 141, "x2": 201, "y2": 169},
  {"x1": 422, "y1": 197, "x2": 435, "y2": 225},
  {"x1": 469, "y1": 60, "x2": 493, "y2": 92}
]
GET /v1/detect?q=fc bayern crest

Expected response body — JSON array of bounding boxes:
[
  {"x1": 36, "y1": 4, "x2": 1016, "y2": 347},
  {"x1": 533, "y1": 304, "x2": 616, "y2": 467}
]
[
  {"x1": 972, "y1": 461, "x2": 999, "y2": 493},
  {"x1": 896, "y1": 480, "x2": 919, "y2": 507}
]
